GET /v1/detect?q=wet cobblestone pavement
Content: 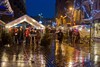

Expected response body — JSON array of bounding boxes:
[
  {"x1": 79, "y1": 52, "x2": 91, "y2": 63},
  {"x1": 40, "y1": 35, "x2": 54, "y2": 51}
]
[{"x1": 0, "y1": 40, "x2": 99, "y2": 67}]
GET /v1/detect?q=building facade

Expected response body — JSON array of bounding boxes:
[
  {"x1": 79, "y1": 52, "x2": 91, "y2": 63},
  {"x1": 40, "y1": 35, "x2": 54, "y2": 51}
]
[
  {"x1": 92, "y1": 0, "x2": 100, "y2": 38},
  {"x1": 74, "y1": 0, "x2": 100, "y2": 22},
  {"x1": 56, "y1": 0, "x2": 74, "y2": 26},
  {"x1": 75, "y1": 0, "x2": 100, "y2": 38},
  {"x1": 56, "y1": 0, "x2": 66, "y2": 18}
]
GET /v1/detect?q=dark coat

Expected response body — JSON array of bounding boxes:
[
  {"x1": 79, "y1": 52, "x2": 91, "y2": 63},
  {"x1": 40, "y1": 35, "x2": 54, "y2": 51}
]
[{"x1": 57, "y1": 31, "x2": 63, "y2": 40}]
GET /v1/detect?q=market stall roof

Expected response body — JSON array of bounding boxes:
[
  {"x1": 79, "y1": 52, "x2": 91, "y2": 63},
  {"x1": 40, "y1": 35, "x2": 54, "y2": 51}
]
[
  {"x1": 5, "y1": 15, "x2": 45, "y2": 29},
  {"x1": 0, "y1": 20, "x2": 6, "y2": 25}
]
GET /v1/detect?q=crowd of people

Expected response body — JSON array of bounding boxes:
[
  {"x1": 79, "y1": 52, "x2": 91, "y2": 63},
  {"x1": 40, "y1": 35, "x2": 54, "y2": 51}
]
[
  {"x1": 68, "y1": 28, "x2": 80, "y2": 47},
  {"x1": 56, "y1": 28, "x2": 80, "y2": 47},
  {"x1": 9, "y1": 26, "x2": 43, "y2": 46},
  {"x1": 8, "y1": 26, "x2": 81, "y2": 48}
]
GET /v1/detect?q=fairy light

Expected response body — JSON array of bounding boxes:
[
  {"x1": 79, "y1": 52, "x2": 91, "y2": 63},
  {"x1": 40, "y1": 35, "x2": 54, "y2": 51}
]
[
  {"x1": 5, "y1": 15, "x2": 45, "y2": 29},
  {"x1": 74, "y1": 0, "x2": 100, "y2": 21},
  {"x1": 0, "y1": 0, "x2": 13, "y2": 15},
  {"x1": 82, "y1": 5, "x2": 90, "y2": 18}
]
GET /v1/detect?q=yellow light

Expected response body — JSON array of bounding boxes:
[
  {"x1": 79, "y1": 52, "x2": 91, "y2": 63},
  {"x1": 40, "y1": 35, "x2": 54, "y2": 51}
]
[
  {"x1": 60, "y1": 15, "x2": 63, "y2": 18},
  {"x1": 63, "y1": 16, "x2": 66, "y2": 18},
  {"x1": 69, "y1": 7, "x2": 73, "y2": 11},
  {"x1": 56, "y1": 18, "x2": 58, "y2": 19}
]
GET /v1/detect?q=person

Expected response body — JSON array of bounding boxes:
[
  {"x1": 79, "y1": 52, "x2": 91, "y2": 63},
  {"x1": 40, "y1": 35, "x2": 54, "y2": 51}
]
[
  {"x1": 69, "y1": 28, "x2": 73, "y2": 44},
  {"x1": 10, "y1": 28, "x2": 15, "y2": 45},
  {"x1": 35, "y1": 30, "x2": 41, "y2": 45},
  {"x1": 75, "y1": 30, "x2": 80, "y2": 44},
  {"x1": 18, "y1": 26, "x2": 24, "y2": 45},
  {"x1": 30, "y1": 29, "x2": 37, "y2": 44},
  {"x1": 72, "y1": 29, "x2": 80, "y2": 48},
  {"x1": 57, "y1": 29, "x2": 63, "y2": 44},
  {"x1": 14, "y1": 28, "x2": 18, "y2": 44},
  {"x1": 24, "y1": 28, "x2": 30, "y2": 45}
]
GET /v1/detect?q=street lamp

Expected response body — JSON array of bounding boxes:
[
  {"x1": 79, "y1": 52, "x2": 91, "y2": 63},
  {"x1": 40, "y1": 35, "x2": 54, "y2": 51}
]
[{"x1": 69, "y1": 7, "x2": 73, "y2": 11}]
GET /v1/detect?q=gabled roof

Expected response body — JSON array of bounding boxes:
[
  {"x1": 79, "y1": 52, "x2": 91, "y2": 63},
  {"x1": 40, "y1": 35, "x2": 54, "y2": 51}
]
[{"x1": 5, "y1": 15, "x2": 45, "y2": 29}]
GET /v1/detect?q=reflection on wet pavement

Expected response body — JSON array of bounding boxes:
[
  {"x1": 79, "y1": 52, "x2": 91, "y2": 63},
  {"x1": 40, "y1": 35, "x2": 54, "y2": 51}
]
[
  {"x1": 55, "y1": 41, "x2": 91, "y2": 67},
  {"x1": 0, "y1": 40, "x2": 99, "y2": 67},
  {"x1": 0, "y1": 45, "x2": 47, "y2": 67},
  {"x1": 91, "y1": 41, "x2": 100, "y2": 67}
]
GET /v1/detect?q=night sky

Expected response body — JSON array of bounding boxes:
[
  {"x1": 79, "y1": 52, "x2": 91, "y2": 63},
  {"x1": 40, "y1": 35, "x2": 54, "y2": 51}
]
[{"x1": 26, "y1": 0, "x2": 56, "y2": 18}]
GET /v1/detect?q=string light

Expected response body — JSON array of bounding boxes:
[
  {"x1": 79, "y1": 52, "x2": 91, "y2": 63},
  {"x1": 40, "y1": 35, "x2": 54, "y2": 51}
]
[
  {"x1": 81, "y1": 5, "x2": 90, "y2": 18},
  {"x1": 74, "y1": 0, "x2": 100, "y2": 21},
  {"x1": 5, "y1": 15, "x2": 45, "y2": 29},
  {"x1": 74, "y1": 0, "x2": 81, "y2": 9},
  {"x1": 0, "y1": 0, "x2": 13, "y2": 15}
]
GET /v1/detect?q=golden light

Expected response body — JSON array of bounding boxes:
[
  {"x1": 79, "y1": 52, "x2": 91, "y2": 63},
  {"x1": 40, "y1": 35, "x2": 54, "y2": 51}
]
[
  {"x1": 60, "y1": 15, "x2": 66, "y2": 18},
  {"x1": 5, "y1": 15, "x2": 45, "y2": 29},
  {"x1": 63, "y1": 16, "x2": 66, "y2": 18},
  {"x1": 60, "y1": 15, "x2": 63, "y2": 18},
  {"x1": 56, "y1": 18, "x2": 58, "y2": 19},
  {"x1": 69, "y1": 7, "x2": 73, "y2": 11}
]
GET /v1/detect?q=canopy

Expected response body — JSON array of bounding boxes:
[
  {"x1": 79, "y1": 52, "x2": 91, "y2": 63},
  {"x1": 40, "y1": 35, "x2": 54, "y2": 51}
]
[{"x1": 5, "y1": 15, "x2": 45, "y2": 29}]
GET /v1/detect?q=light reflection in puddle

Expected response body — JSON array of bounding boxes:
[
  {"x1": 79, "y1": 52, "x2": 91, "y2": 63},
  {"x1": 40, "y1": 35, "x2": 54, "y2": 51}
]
[
  {"x1": 1, "y1": 62, "x2": 7, "y2": 67},
  {"x1": 1, "y1": 52, "x2": 8, "y2": 62}
]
